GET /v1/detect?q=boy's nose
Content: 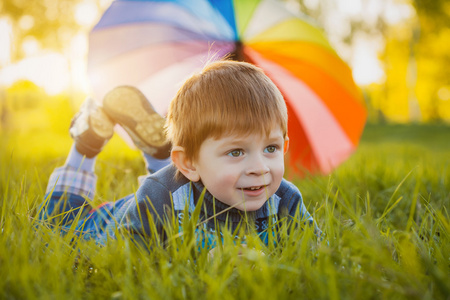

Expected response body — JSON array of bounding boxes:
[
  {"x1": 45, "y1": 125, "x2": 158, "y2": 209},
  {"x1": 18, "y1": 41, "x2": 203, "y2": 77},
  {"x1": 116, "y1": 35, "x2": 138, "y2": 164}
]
[{"x1": 246, "y1": 155, "x2": 270, "y2": 176}]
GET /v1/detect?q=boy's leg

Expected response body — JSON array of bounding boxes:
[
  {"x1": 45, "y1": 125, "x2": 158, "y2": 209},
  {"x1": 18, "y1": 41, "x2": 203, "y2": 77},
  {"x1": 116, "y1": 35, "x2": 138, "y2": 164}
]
[
  {"x1": 41, "y1": 164, "x2": 96, "y2": 225},
  {"x1": 102, "y1": 86, "x2": 172, "y2": 173},
  {"x1": 40, "y1": 97, "x2": 114, "y2": 226}
]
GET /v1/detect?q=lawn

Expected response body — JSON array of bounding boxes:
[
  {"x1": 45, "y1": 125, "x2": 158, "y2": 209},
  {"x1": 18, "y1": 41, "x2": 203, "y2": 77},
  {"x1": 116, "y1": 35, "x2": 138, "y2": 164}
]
[{"x1": 0, "y1": 98, "x2": 448, "y2": 299}]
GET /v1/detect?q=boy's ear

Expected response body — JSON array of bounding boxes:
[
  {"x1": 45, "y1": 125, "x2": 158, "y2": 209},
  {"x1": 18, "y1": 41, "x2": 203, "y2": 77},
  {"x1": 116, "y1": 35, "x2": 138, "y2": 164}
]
[
  {"x1": 171, "y1": 146, "x2": 200, "y2": 182},
  {"x1": 284, "y1": 137, "x2": 290, "y2": 155}
]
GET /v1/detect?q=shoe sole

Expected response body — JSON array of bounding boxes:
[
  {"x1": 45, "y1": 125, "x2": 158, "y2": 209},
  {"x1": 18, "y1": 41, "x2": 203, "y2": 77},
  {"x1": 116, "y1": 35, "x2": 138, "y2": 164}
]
[
  {"x1": 102, "y1": 86, "x2": 168, "y2": 155},
  {"x1": 70, "y1": 97, "x2": 114, "y2": 158},
  {"x1": 90, "y1": 108, "x2": 115, "y2": 140}
]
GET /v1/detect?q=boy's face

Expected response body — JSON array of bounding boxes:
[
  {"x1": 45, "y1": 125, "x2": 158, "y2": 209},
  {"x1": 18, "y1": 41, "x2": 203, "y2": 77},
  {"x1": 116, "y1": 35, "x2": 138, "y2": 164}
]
[{"x1": 190, "y1": 126, "x2": 286, "y2": 211}]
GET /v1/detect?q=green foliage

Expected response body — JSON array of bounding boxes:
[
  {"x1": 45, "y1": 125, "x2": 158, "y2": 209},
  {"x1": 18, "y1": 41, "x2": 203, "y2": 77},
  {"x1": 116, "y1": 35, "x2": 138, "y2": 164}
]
[
  {"x1": 413, "y1": 0, "x2": 450, "y2": 28},
  {"x1": 412, "y1": 0, "x2": 450, "y2": 121},
  {"x1": 1, "y1": 93, "x2": 449, "y2": 299}
]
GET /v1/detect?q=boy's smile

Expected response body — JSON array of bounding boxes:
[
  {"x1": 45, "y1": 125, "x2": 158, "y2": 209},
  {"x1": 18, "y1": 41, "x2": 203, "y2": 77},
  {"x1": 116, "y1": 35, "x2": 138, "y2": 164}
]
[{"x1": 189, "y1": 126, "x2": 286, "y2": 211}]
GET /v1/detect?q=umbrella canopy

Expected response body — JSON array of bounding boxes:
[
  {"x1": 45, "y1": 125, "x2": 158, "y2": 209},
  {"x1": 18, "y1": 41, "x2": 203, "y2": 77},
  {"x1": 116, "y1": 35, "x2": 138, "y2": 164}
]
[{"x1": 88, "y1": 0, "x2": 367, "y2": 175}]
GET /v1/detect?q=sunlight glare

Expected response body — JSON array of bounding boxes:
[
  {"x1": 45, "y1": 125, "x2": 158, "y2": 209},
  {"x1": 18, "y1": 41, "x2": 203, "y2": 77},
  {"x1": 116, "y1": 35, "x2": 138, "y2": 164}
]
[
  {"x1": 351, "y1": 35, "x2": 385, "y2": 86},
  {"x1": 0, "y1": 53, "x2": 70, "y2": 95},
  {"x1": 70, "y1": 33, "x2": 91, "y2": 93},
  {"x1": 75, "y1": 1, "x2": 99, "y2": 27},
  {"x1": 337, "y1": 0, "x2": 362, "y2": 16},
  {"x1": 0, "y1": 18, "x2": 12, "y2": 65},
  {"x1": 22, "y1": 36, "x2": 40, "y2": 56},
  {"x1": 384, "y1": 2, "x2": 415, "y2": 25},
  {"x1": 19, "y1": 15, "x2": 34, "y2": 30}
]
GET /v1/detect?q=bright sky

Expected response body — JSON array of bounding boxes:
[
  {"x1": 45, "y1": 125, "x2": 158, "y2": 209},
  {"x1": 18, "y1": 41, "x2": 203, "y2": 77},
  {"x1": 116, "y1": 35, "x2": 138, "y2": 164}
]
[{"x1": 0, "y1": 0, "x2": 414, "y2": 95}]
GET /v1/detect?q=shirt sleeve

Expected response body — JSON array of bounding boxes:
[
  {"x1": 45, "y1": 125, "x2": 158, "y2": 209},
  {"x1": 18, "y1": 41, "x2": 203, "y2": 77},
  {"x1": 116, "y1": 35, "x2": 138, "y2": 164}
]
[
  {"x1": 278, "y1": 179, "x2": 322, "y2": 237},
  {"x1": 97, "y1": 173, "x2": 175, "y2": 247}
]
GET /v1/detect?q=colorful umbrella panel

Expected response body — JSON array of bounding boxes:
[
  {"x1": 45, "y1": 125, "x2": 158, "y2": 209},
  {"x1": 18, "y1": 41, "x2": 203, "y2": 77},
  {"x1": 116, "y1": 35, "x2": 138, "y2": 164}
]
[{"x1": 88, "y1": 0, "x2": 367, "y2": 175}]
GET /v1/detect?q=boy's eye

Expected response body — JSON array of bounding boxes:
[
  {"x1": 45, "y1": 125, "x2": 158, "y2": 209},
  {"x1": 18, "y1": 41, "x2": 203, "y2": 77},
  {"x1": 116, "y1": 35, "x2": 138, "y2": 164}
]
[
  {"x1": 264, "y1": 145, "x2": 278, "y2": 153},
  {"x1": 228, "y1": 150, "x2": 243, "y2": 157}
]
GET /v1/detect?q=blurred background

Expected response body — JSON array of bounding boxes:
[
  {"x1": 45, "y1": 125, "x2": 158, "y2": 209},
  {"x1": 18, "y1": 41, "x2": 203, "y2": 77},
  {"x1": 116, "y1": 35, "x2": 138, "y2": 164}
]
[{"x1": 1, "y1": 0, "x2": 449, "y2": 154}]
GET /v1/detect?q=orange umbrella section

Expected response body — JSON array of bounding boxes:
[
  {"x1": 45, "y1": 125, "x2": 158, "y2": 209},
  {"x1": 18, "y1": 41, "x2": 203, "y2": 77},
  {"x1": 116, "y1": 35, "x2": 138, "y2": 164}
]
[
  {"x1": 245, "y1": 47, "x2": 360, "y2": 174},
  {"x1": 247, "y1": 42, "x2": 366, "y2": 147}
]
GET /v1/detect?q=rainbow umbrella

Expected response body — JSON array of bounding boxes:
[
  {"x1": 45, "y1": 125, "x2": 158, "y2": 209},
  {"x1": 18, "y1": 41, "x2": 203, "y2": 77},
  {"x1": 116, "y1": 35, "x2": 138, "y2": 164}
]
[{"x1": 88, "y1": 0, "x2": 367, "y2": 175}]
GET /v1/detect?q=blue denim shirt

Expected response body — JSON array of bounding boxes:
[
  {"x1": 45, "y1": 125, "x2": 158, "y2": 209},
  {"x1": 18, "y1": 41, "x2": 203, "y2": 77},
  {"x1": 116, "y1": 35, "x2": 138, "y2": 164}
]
[{"x1": 40, "y1": 165, "x2": 315, "y2": 248}]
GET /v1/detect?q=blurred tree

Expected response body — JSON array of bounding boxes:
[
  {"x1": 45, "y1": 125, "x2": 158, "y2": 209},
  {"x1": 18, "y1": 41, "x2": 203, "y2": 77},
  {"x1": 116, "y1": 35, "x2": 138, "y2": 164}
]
[
  {"x1": 379, "y1": 23, "x2": 419, "y2": 122},
  {"x1": 348, "y1": 0, "x2": 450, "y2": 122},
  {"x1": 411, "y1": 0, "x2": 450, "y2": 121},
  {"x1": 0, "y1": 0, "x2": 102, "y2": 62}
]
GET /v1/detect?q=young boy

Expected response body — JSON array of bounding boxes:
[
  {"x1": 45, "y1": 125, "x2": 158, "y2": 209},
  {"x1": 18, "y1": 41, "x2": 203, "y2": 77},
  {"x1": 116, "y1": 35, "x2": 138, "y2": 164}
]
[{"x1": 39, "y1": 61, "x2": 316, "y2": 248}]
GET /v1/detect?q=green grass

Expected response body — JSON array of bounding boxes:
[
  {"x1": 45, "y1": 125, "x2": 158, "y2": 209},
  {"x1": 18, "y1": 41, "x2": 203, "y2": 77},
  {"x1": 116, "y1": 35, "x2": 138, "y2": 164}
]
[{"x1": 1, "y1": 100, "x2": 449, "y2": 300}]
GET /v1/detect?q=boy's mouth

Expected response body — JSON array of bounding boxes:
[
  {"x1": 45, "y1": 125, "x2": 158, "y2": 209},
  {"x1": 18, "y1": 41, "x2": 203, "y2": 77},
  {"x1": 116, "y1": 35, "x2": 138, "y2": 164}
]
[{"x1": 241, "y1": 185, "x2": 267, "y2": 191}]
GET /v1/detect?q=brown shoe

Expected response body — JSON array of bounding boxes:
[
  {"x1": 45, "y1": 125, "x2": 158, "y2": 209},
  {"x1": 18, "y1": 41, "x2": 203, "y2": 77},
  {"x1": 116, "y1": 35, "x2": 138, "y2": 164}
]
[{"x1": 102, "y1": 86, "x2": 171, "y2": 159}]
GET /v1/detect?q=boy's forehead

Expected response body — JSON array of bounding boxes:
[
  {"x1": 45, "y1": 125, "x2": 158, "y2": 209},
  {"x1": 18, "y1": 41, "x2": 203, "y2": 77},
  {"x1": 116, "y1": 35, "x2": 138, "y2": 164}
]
[{"x1": 213, "y1": 124, "x2": 285, "y2": 141}]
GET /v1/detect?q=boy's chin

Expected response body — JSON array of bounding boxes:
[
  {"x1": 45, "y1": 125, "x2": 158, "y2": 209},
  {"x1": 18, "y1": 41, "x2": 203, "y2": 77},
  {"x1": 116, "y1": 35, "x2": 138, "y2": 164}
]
[{"x1": 235, "y1": 200, "x2": 266, "y2": 212}]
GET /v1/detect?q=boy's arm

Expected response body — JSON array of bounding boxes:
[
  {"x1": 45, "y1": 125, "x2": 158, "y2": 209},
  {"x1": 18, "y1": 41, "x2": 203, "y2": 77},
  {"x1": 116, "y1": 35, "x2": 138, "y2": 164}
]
[
  {"x1": 98, "y1": 173, "x2": 176, "y2": 247},
  {"x1": 279, "y1": 179, "x2": 321, "y2": 236}
]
